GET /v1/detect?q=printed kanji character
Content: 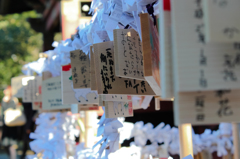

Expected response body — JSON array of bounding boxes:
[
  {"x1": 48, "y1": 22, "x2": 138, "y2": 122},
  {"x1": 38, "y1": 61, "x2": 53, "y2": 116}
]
[
  {"x1": 217, "y1": 98, "x2": 233, "y2": 117},
  {"x1": 222, "y1": 69, "x2": 237, "y2": 81},
  {"x1": 223, "y1": 27, "x2": 239, "y2": 39},
  {"x1": 196, "y1": 114, "x2": 205, "y2": 121}
]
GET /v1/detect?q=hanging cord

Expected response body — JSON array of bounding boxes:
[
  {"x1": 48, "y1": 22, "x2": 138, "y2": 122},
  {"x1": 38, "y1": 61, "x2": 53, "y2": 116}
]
[
  {"x1": 124, "y1": 24, "x2": 130, "y2": 29},
  {"x1": 146, "y1": 1, "x2": 157, "y2": 26}
]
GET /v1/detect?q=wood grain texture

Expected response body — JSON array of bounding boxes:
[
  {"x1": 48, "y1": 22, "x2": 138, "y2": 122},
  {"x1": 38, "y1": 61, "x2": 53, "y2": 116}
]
[
  {"x1": 93, "y1": 41, "x2": 155, "y2": 95},
  {"x1": 140, "y1": 13, "x2": 161, "y2": 96},
  {"x1": 171, "y1": 0, "x2": 240, "y2": 92},
  {"x1": 174, "y1": 90, "x2": 240, "y2": 125},
  {"x1": 90, "y1": 46, "x2": 97, "y2": 91},
  {"x1": 113, "y1": 29, "x2": 144, "y2": 80},
  {"x1": 70, "y1": 50, "x2": 90, "y2": 88},
  {"x1": 203, "y1": 0, "x2": 240, "y2": 42},
  {"x1": 160, "y1": 0, "x2": 174, "y2": 98}
]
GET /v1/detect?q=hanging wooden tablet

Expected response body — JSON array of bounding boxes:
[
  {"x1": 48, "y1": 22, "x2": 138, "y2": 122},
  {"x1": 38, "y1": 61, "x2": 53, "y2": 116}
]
[
  {"x1": 174, "y1": 89, "x2": 240, "y2": 125},
  {"x1": 32, "y1": 76, "x2": 42, "y2": 110},
  {"x1": 11, "y1": 75, "x2": 28, "y2": 98},
  {"x1": 105, "y1": 101, "x2": 133, "y2": 118},
  {"x1": 93, "y1": 45, "x2": 101, "y2": 94},
  {"x1": 93, "y1": 41, "x2": 155, "y2": 95},
  {"x1": 171, "y1": 0, "x2": 240, "y2": 92},
  {"x1": 90, "y1": 46, "x2": 97, "y2": 91},
  {"x1": 70, "y1": 50, "x2": 90, "y2": 88},
  {"x1": 100, "y1": 94, "x2": 132, "y2": 112},
  {"x1": 203, "y1": 0, "x2": 240, "y2": 43},
  {"x1": 24, "y1": 80, "x2": 33, "y2": 102},
  {"x1": 32, "y1": 76, "x2": 42, "y2": 102},
  {"x1": 140, "y1": 13, "x2": 161, "y2": 96},
  {"x1": 113, "y1": 29, "x2": 144, "y2": 80},
  {"x1": 42, "y1": 76, "x2": 71, "y2": 110},
  {"x1": 22, "y1": 76, "x2": 35, "y2": 102},
  {"x1": 61, "y1": 64, "x2": 98, "y2": 104},
  {"x1": 159, "y1": 0, "x2": 173, "y2": 99}
]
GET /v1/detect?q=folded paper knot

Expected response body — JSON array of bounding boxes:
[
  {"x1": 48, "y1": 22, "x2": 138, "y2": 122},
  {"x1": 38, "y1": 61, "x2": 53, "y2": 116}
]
[
  {"x1": 29, "y1": 112, "x2": 78, "y2": 159},
  {"x1": 94, "y1": 108, "x2": 123, "y2": 158}
]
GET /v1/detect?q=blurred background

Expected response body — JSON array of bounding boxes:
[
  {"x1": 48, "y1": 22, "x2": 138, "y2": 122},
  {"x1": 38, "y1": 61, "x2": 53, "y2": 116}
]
[
  {"x1": 0, "y1": 0, "x2": 221, "y2": 159},
  {"x1": 0, "y1": 1, "x2": 62, "y2": 158}
]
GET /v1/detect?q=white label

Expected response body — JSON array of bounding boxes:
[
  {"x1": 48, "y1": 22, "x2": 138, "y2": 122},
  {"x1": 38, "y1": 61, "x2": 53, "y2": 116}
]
[{"x1": 42, "y1": 76, "x2": 71, "y2": 110}]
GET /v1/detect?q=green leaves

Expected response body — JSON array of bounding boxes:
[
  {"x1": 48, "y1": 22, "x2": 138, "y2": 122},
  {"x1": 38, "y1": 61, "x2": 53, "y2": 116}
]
[{"x1": 0, "y1": 11, "x2": 43, "y2": 99}]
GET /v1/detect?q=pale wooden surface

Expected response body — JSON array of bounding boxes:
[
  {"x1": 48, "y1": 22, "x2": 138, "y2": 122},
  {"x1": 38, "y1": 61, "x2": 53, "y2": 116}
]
[
  {"x1": 98, "y1": 95, "x2": 105, "y2": 106},
  {"x1": 171, "y1": 0, "x2": 240, "y2": 92},
  {"x1": 42, "y1": 76, "x2": 72, "y2": 110},
  {"x1": 159, "y1": 0, "x2": 173, "y2": 99},
  {"x1": 61, "y1": 64, "x2": 98, "y2": 104},
  {"x1": 105, "y1": 101, "x2": 133, "y2": 118},
  {"x1": 90, "y1": 46, "x2": 97, "y2": 91},
  {"x1": 178, "y1": 123, "x2": 193, "y2": 159},
  {"x1": 232, "y1": 123, "x2": 240, "y2": 159},
  {"x1": 22, "y1": 76, "x2": 35, "y2": 102},
  {"x1": 154, "y1": 97, "x2": 160, "y2": 110},
  {"x1": 84, "y1": 111, "x2": 97, "y2": 148},
  {"x1": 41, "y1": 71, "x2": 53, "y2": 112},
  {"x1": 93, "y1": 44, "x2": 102, "y2": 94},
  {"x1": 175, "y1": 90, "x2": 240, "y2": 125},
  {"x1": 70, "y1": 50, "x2": 90, "y2": 88},
  {"x1": 79, "y1": 111, "x2": 85, "y2": 143},
  {"x1": 93, "y1": 41, "x2": 155, "y2": 95},
  {"x1": 140, "y1": 13, "x2": 161, "y2": 96},
  {"x1": 102, "y1": 94, "x2": 132, "y2": 101},
  {"x1": 32, "y1": 76, "x2": 42, "y2": 110},
  {"x1": 42, "y1": 71, "x2": 52, "y2": 81},
  {"x1": 32, "y1": 76, "x2": 42, "y2": 102},
  {"x1": 11, "y1": 75, "x2": 28, "y2": 98},
  {"x1": 203, "y1": 0, "x2": 240, "y2": 43},
  {"x1": 113, "y1": 29, "x2": 144, "y2": 80}
]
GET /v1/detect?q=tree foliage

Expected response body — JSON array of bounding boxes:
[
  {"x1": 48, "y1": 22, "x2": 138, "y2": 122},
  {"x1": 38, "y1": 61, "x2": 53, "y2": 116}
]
[{"x1": 0, "y1": 11, "x2": 42, "y2": 99}]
